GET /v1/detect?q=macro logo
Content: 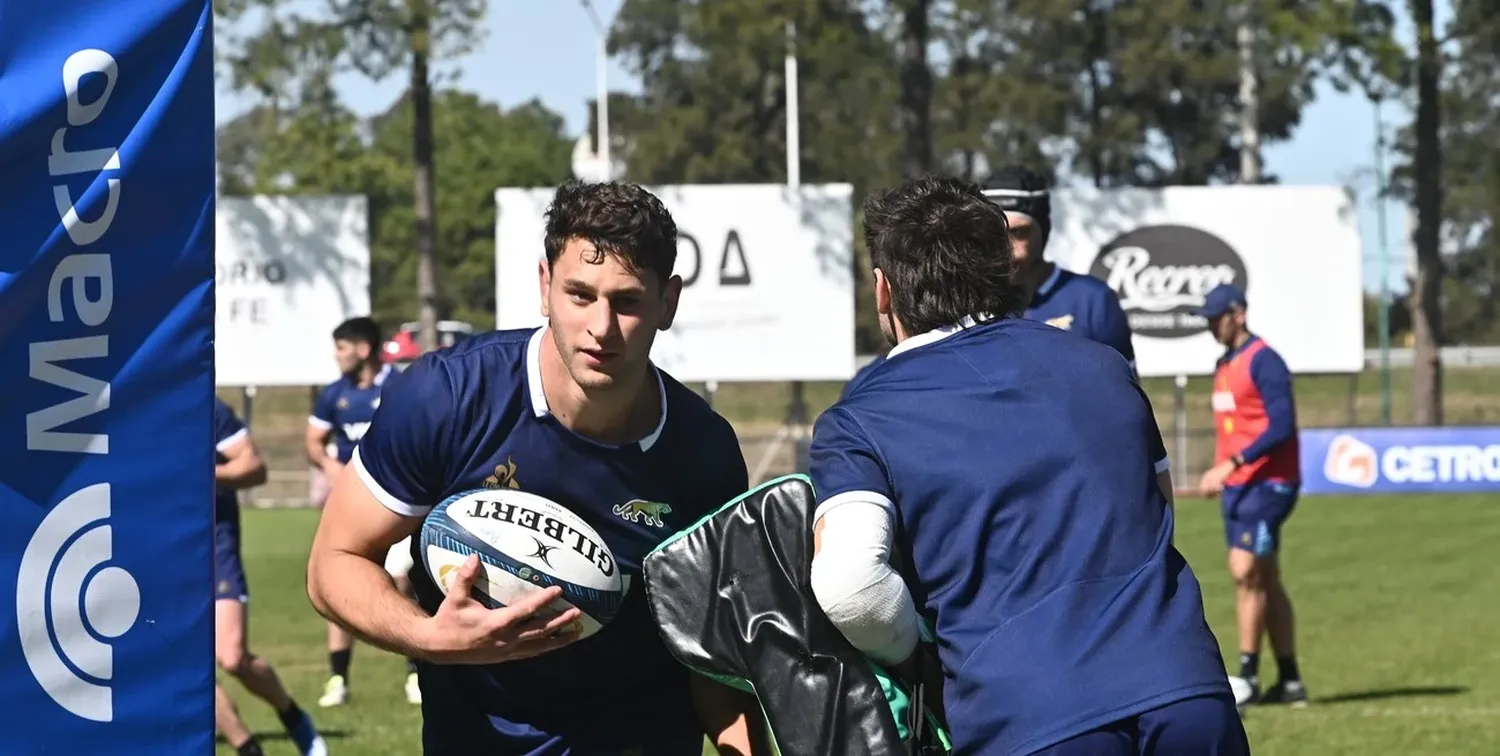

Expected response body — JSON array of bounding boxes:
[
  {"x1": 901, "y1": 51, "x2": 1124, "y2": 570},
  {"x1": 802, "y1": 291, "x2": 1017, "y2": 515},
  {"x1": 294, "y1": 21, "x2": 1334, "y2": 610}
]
[
  {"x1": 1324, "y1": 434, "x2": 1379, "y2": 488},
  {"x1": 16, "y1": 484, "x2": 141, "y2": 722},
  {"x1": 17, "y1": 47, "x2": 135, "y2": 722},
  {"x1": 1088, "y1": 225, "x2": 1248, "y2": 339}
]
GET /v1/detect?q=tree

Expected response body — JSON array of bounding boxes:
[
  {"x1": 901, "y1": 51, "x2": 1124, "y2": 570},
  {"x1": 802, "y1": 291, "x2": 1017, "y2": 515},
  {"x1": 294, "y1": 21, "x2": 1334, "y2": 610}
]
[
  {"x1": 610, "y1": 0, "x2": 901, "y2": 351},
  {"x1": 219, "y1": 0, "x2": 489, "y2": 353},
  {"x1": 1412, "y1": 0, "x2": 1500, "y2": 346},
  {"x1": 365, "y1": 92, "x2": 573, "y2": 328}
]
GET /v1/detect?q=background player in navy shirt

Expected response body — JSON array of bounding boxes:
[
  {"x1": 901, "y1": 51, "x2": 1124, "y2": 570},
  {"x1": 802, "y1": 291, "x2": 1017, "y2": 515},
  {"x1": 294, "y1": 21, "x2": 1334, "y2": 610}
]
[
  {"x1": 843, "y1": 164, "x2": 1134, "y2": 399},
  {"x1": 214, "y1": 397, "x2": 327, "y2": 756},
  {"x1": 809, "y1": 176, "x2": 1245, "y2": 755},
  {"x1": 304, "y1": 316, "x2": 421, "y2": 707},
  {"x1": 305, "y1": 180, "x2": 762, "y2": 754},
  {"x1": 982, "y1": 164, "x2": 1136, "y2": 370}
]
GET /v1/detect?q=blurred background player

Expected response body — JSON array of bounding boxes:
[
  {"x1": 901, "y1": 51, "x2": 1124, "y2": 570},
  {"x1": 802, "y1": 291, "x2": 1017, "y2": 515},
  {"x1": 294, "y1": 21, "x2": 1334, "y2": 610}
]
[
  {"x1": 809, "y1": 176, "x2": 1244, "y2": 755},
  {"x1": 305, "y1": 316, "x2": 422, "y2": 707},
  {"x1": 304, "y1": 180, "x2": 762, "y2": 754},
  {"x1": 215, "y1": 396, "x2": 327, "y2": 756},
  {"x1": 1196, "y1": 283, "x2": 1308, "y2": 710},
  {"x1": 981, "y1": 164, "x2": 1136, "y2": 370},
  {"x1": 843, "y1": 163, "x2": 1136, "y2": 398}
]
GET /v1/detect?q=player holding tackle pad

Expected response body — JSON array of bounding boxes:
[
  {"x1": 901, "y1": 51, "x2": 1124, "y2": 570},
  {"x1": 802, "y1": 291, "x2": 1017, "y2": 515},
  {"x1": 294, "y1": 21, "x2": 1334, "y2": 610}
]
[
  {"x1": 808, "y1": 176, "x2": 1248, "y2": 755},
  {"x1": 305, "y1": 180, "x2": 762, "y2": 754}
]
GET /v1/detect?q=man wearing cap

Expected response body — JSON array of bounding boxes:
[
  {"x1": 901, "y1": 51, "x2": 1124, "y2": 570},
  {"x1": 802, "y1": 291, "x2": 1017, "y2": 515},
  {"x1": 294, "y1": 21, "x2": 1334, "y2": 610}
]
[
  {"x1": 843, "y1": 168, "x2": 1136, "y2": 399},
  {"x1": 1196, "y1": 283, "x2": 1308, "y2": 710}
]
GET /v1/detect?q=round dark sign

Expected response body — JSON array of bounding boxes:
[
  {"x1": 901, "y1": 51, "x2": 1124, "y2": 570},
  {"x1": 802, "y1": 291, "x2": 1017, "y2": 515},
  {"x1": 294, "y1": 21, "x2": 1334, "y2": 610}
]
[{"x1": 1086, "y1": 224, "x2": 1248, "y2": 339}]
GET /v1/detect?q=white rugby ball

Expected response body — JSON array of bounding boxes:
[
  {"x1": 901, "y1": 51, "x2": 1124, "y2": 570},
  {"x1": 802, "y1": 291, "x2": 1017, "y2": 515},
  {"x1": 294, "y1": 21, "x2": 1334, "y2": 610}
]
[{"x1": 420, "y1": 488, "x2": 626, "y2": 640}]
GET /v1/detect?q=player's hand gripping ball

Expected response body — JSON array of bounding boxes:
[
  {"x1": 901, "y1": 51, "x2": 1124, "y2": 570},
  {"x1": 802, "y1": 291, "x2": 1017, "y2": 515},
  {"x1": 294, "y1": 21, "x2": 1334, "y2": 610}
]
[{"x1": 421, "y1": 489, "x2": 625, "y2": 641}]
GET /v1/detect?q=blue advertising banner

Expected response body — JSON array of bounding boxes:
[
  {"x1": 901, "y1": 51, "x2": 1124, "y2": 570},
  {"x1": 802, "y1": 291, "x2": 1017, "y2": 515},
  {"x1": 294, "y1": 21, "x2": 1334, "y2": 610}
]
[
  {"x1": 0, "y1": 1, "x2": 215, "y2": 751},
  {"x1": 1301, "y1": 426, "x2": 1500, "y2": 495}
]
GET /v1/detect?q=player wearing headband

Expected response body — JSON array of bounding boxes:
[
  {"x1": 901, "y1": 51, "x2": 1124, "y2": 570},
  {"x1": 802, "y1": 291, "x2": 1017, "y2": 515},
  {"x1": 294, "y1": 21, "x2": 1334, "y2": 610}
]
[{"x1": 981, "y1": 165, "x2": 1137, "y2": 370}]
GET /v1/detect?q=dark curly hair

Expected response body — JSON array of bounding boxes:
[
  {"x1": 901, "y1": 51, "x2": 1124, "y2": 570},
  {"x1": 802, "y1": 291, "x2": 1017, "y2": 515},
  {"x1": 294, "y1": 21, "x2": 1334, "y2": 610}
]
[
  {"x1": 543, "y1": 180, "x2": 678, "y2": 285},
  {"x1": 863, "y1": 175, "x2": 1026, "y2": 336}
]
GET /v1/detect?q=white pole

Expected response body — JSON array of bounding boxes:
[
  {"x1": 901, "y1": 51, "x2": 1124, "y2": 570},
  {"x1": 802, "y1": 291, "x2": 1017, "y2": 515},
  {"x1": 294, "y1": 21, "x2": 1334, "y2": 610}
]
[
  {"x1": 597, "y1": 33, "x2": 610, "y2": 179},
  {"x1": 581, "y1": 1, "x2": 610, "y2": 180},
  {"x1": 785, "y1": 21, "x2": 799, "y2": 190}
]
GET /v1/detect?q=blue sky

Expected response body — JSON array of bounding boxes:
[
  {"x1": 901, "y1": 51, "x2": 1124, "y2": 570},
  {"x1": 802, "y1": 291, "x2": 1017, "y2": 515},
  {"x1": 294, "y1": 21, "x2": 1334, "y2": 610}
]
[{"x1": 217, "y1": 0, "x2": 1452, "y2": 295}]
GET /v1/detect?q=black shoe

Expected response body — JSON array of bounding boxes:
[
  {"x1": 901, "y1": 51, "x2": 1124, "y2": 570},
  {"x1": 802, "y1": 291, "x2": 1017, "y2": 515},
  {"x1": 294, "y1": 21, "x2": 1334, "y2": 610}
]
[{"x1": 1261, "y1": 680, "x2": 1309, "y2": 708}]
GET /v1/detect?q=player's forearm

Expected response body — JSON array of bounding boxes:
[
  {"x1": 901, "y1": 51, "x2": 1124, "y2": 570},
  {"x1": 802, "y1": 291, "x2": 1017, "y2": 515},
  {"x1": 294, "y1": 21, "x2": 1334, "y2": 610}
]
[
  {"x1": 691, "y1": 676, "x2": 763, "y2": 756},
  {"x1": 215, "y1": 457, "x2": 267, "y2": 489},
  {"x1": 1239, "y1": 400, "x2": 1296, "y2": 463},
  {"x1": 307, "y1": 549, "x2": 432, "y2": 659}
]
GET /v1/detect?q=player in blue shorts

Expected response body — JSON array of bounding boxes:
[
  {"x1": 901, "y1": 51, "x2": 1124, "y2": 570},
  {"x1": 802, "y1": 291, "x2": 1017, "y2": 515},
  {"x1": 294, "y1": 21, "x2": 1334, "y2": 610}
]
[
  {"x1": 1196, "y1": 284, "x2": 1306, "y2": 709},
  {"x1": 843, "y1": 164, "x2": 1134, "y2": 399},
  {"x1": 808, "y1": 176, "x2": 1246, "y2": 755},
  {"x1": 213, "y1": 397, "x2": 327, "y2": 756},
  {"x1": 304, "y1": 316, "x2": 423, "y2": 707},
  {"x1": 305, "y1": 180, "x2": 763, "y2": 754}
]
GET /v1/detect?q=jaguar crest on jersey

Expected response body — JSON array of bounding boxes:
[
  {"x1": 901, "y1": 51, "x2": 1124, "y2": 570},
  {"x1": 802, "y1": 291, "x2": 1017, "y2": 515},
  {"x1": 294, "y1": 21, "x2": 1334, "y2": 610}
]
[{"x1": 613, "y1": 499, "x2": 672, "y2": 528}]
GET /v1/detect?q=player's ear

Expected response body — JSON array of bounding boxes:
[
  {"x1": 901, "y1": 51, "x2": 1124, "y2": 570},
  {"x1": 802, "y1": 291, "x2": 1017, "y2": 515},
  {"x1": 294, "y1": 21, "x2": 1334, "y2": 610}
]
[
  {"x1": 873, "y1": 268, "x2": 892, "y2": 317},
  {"x1": 537, "y1": 259, "x2": 551, "y2": 318},
  {"x1": 658, "y1": 274, "x2": 683, "y2": 331}
]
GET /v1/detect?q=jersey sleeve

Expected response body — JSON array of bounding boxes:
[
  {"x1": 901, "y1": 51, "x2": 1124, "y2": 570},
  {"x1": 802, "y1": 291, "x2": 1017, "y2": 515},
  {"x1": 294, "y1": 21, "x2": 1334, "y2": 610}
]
[
  {"x1": 808, "y1": 406, "x2": 894, "y2": 522},
  {"x1": 351, "y1": 357, "x2": 457, "y2": 517},
  {"x1": 1240, "y1": 347, "x2": 1297, "y2": 463},
  {"x1": 1094, "y1": 288, "x2": 1136, "y2": 368},
  {"x1": 213, "y1": 397, "x2": 249, "y2": 452},
  {"x1": 309, "y1": 383, "x2": 337, "y2": 430},
  {"x1": 1131, "y1": 383, "x2": 1170, "y2": 472}
]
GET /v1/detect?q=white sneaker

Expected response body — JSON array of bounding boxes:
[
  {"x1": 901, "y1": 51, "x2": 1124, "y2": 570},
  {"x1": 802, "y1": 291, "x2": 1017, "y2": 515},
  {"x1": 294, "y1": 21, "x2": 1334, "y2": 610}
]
[
  {"x1": 1228, "y1": 675, "x2": 1260, "y2": 709},
  {"x1": 318, "y1": 674, "x2": 349, "y2": 708},
  {"x1": 405, "y1": 672, "x2": 422, "y2": 704}
]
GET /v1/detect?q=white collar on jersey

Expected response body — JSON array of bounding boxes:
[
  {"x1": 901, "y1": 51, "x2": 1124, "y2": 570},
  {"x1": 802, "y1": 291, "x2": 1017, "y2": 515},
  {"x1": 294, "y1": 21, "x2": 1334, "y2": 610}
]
[
  {"x1": 885, "y1": 314, "x2": 992, "y2": 359},
  {"x1": 372, "y1": 363, "x2": 393, "y2": 387},
  {"x1": 1034, "y1": 263, "x2": 1063, "y2": 297},
  {"x1": 525, "y1": 327, "x2": 668, "y2": 452}
]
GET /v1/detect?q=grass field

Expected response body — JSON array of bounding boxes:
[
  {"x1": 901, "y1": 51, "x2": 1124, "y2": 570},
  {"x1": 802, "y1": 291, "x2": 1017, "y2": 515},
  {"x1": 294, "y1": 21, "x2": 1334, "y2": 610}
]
[{"x1": 218, "y1": 493, "x2": 1500, "y2": 755}]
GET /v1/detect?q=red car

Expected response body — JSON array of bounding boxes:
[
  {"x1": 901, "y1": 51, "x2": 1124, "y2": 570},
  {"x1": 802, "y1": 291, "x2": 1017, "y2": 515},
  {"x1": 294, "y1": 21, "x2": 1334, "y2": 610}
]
[{"x1": 381, "y1": 320, "x2": 475, "y2": 369}]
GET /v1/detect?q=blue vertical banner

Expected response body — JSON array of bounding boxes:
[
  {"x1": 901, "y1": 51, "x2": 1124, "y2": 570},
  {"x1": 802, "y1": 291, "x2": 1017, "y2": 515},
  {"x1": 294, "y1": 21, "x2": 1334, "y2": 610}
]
[{"x1": 0, "y1": 1, "x2": 215, "y2": 752}]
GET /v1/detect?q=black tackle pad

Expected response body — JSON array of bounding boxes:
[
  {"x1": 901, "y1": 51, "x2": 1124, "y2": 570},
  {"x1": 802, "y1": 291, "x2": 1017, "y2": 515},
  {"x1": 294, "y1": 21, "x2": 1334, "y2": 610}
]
[{"x1": 642, "y1": 474, "x2": 948, "y2": 755}]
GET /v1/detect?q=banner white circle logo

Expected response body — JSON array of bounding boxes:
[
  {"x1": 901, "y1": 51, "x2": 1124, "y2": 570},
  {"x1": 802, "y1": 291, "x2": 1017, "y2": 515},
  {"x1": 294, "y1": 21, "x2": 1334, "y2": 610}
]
[
  {"x1": 1088, "y1": 225, "x2": 1248, "y2": 338},
  {"x1": 16, "y1": 483, "x2": 141, "y2": 722}
]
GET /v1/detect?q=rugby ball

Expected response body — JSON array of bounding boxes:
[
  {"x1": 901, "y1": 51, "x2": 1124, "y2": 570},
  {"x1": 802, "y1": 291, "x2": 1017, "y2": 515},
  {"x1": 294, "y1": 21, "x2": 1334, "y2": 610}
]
[{"x1": 420, "y1": 488, "x2": 625, "y2": 640}]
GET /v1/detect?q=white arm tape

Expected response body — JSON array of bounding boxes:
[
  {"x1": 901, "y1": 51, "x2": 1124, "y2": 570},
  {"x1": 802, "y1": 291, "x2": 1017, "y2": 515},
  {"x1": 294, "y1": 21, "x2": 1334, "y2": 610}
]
[{"x1": 809, "y1": 495, "x2": 921, "y2": 666}]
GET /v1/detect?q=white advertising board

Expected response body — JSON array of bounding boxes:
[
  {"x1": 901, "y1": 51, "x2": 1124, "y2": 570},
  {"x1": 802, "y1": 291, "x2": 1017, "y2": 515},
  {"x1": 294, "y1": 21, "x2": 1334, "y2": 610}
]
[
  {"x1": 1046, "y1": 185, "x2": 1364, "y2": 377},
  {"x1": 216, "y1": 195, "x2": 371, "y2": 386},
  {"x1": 495, "y1": 184, "x2": 856, "y2": 382}
]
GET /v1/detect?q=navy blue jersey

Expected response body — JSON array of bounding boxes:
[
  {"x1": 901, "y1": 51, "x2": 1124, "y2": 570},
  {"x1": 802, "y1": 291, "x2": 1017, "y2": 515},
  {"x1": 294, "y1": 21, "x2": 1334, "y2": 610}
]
[
  {"x1": 310, "y1": 364, "x2": 392, "y2": 463},
  {"x1": 214, "y1": 397, "x2": 249, "y2": 524},
  {"x1": 354, "y1": 327, "x2": 748, "y2": 754},
  {"x1": 810, "y1": 317, "x2": 1228, "y2": 756},
  {"x1": 841, "y1": 266, "x2": 1134, "y2": 401},
  {"x1": 1026, "y1": 265, "x2": 1135, "y2": 367}
]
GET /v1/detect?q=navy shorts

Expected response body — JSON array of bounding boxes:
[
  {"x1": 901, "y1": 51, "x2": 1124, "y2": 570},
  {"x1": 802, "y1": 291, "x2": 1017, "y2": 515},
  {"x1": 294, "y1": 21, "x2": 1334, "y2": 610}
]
[
  {"x1": 214, "y1": 519, "x2": 249, "y2": 602},
  {"x1": 1031, "y1": 693, "x2": 1250, "y2": 755},
  {"x1": 1222, "y1": 480, "x2": 1299, "y2": 557}
]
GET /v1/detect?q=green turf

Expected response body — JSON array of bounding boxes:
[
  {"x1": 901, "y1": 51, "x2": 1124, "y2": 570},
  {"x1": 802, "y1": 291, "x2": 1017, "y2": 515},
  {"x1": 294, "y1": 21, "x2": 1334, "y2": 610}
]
[{"x1": 218, "y1": 494, "x2": 1500, "y2": 755}]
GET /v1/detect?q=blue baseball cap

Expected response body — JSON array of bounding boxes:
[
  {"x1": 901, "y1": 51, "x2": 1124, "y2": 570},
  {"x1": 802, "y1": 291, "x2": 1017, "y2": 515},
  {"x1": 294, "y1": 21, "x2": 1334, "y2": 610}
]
[{"x1": 1194, "y1": 283, "x2": 1246, "y2": 319}]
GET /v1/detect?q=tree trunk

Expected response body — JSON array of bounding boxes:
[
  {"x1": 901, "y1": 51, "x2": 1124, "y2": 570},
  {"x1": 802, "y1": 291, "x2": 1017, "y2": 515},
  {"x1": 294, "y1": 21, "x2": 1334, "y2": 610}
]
[
  {"x1": 897, "y1": 0, "x2": 932, "y2": 178},
  {"x1": 410, "y1": 3, "x2": 441, "y2": 354},
  {"x1": 1409, "y1": 0, "x2": 1444, "y2": 425}
]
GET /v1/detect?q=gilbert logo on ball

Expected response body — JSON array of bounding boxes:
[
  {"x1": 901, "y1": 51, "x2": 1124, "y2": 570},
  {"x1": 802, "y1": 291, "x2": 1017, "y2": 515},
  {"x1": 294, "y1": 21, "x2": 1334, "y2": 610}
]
[
  {"x1": 1088, "y1": 224, "x2": 1248, "y2": 339},
  {"x1": 421, "y1": 489, "x2": 626, "y2": 640}
]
